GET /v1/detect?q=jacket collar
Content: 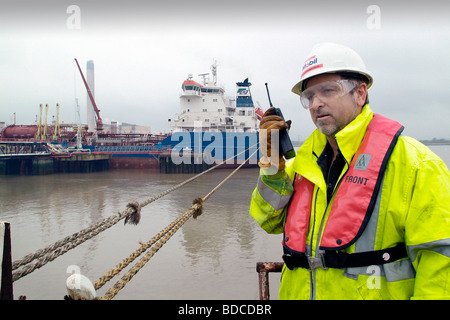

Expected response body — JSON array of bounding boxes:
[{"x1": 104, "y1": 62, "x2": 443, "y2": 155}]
[{"x1": 292, "y1": 105, "x2": 374, "y2": 186}]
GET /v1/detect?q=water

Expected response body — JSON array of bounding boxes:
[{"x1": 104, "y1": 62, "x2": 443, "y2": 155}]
[
  {"x1": 1, "y1": 167, "x2": 282, "y2": 300},
  {"x1": 428, "y1": 144, "x2": 450, "y2": 164},
  {"x1": 2, "y1": 144, "x2": 450, "y2": 300}
]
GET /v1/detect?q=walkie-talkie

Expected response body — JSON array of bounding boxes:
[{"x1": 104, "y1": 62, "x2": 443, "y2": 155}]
[{"x1": 265, "y1": 83, "x2": 296, "y2": 159}]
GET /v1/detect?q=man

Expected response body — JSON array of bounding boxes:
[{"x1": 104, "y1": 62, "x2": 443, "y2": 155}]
[{"x1": 250, "y1": 43, "x2": 450, "y2": 299}]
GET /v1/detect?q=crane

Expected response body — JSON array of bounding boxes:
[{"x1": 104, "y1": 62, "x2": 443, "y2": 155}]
[
  {"x1": 52, "y1": 103, "x2": 61, "y2": 141},
  {"x1": 36, "y1": 104, "x2": 43, "y2": 140},
  {"x1": 42, "y1": 103, "x2": 49, "y2": 140},
  {"x1": 74, "y1": 58, "x2": 103, "y2": 131}
]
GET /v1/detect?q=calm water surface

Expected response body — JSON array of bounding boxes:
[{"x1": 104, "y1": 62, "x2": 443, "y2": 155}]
[
  {"x1": 1, "y1": 167, "x2": 281, "y2": 300},
  {"x1": 2, "y1": 144, "x2": 449, "y2": 300}
]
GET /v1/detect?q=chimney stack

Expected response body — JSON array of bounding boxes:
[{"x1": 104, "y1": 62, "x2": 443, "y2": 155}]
[{"x1": 86, "y1": 60, "x2": 96, "y2": 132}]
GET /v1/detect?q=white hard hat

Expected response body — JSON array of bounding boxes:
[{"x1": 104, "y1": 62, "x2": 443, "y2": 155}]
[{"x1": 291, "y1": 43, "x2": 373, "y2": 95}]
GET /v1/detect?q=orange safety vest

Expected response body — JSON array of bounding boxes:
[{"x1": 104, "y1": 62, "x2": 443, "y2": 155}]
[{"x1": 282, "y1": 114, "x2": 408, "y2": 270}]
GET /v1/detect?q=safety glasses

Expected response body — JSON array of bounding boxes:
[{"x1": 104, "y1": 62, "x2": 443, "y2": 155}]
[{"x1": 300, "y1": 80, "x2": 357, "y2": 109}]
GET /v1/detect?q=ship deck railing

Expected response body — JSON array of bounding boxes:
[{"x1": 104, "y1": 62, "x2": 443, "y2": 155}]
[{"x1": 93, "y1": 145, "x2": 171, "y2": 153}]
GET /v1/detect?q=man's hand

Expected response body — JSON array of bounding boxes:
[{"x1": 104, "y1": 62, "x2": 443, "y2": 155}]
[{"x1": 259, "y1": 107, "x2": 291, "y2": 171}]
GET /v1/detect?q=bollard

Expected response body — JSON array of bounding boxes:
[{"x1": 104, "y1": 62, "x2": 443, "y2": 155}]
[
  {"x1": 66, "y1": 273, "x2": 96, "y2": 300},
  {"x1": 1, "y1": 221, "x2": 13, "y2": 300}
]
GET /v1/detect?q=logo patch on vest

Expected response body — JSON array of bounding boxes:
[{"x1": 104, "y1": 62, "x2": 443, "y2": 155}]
[{"x1": 354, "y1": 154, "x2": 372, "y2": 170}]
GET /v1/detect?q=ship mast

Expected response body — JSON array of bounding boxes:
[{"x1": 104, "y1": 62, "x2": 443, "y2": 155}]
[{"x1": 211, "y1": 61, "x2": 217, "y2": 86}]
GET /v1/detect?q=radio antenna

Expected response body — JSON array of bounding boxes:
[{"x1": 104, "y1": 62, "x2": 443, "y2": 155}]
[{"x1": 265, "y1": 83, "x2": 273, "y2": 107}]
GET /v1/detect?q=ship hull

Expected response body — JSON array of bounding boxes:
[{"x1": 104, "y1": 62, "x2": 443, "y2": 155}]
[
  {"x1": 109, "y1": 153, "x2": 160, "y2": 170},
  {"x1": 160, "y1": 131, "x2": 260, "y2": 168},
  {"x1": 88, "y1": 131, "x2": 260, "y2": 170}
]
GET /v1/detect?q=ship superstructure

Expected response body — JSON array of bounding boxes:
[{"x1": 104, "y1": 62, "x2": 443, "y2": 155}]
[
  {"x1": 167, "y1": 63, "x2": 262, "y2": 167},
  {"x1": 171, "y1": 63, "x2": 262, "y2": 133}
]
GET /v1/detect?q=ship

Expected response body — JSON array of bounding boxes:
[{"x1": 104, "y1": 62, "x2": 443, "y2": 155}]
[
  {"x1": 1, "y1": 62, "x2": 263, "y2": 172},
  {"x1": 165, "y1": 62, "x2": 263, "y2": 167}
]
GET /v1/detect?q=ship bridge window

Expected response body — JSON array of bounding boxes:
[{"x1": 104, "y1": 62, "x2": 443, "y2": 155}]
[
  {"x1": 184, "y1": 85, "x2": 201, "y2": 93},
  {"x1": 201, "y1": 88, "x2": 221, "y2": 94},
  {"x1": 185, "y1": 85, "x2": 199, "y2": 90}
]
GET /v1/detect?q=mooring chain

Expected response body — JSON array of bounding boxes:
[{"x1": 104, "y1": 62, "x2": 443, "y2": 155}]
[
  {"x1": 96, "y1": 149, "x2": 258, "y2": 300},
  {"x1": 12, "y1": 144, "x2": 259, "y2": 282}
]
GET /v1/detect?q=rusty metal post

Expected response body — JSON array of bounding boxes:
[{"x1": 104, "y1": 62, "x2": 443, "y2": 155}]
[
  {"x1": 258, "y1": 269, "x2": 270, "y2": 300},
  {"x1": 256, "y1": 262, "x2": 283, "y2": 300}
]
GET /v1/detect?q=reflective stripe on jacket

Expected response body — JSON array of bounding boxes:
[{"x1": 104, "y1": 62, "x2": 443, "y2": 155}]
[{"x1": 249, "y1": 105, "x2": 450, "y2": 299}]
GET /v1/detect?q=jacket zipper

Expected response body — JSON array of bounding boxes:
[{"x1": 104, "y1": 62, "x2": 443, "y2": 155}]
[
  {"x1": 309, "y1": 189, "x2": 319, "y2": 300},
  {"x1": 310, "y1": 138, "x2": 350, "y2": 300}
]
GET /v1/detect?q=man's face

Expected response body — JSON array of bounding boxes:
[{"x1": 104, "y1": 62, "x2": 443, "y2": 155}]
[{"x1": 306, "y1": 74, "x2": 366, "y2": 137}]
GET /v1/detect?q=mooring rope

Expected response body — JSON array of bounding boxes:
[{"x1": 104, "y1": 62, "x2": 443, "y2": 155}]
[
  {"x1": 93, "y1": 201, "x2": 200, "y2": 290},
  {"x1": 97, "y1": 149, "x2": 258, "y2": 300},
  {"x1": 12, "y1": 144, "x2": 259, "y2": 282}
]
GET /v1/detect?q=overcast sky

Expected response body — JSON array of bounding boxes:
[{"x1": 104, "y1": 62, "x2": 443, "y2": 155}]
[{"x1": 1, "y1": 1, "x2": 449, "y2": 140}]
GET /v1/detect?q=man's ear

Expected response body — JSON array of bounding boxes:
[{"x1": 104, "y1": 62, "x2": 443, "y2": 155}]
[{"x1": 354, "y1": 83, "x2": 368, "y2": 107}]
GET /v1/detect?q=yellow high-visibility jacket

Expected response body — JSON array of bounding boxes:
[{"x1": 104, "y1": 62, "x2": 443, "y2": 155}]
[{"x1": 250, "y1": 105, "x2": 450, "y2": 299}]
